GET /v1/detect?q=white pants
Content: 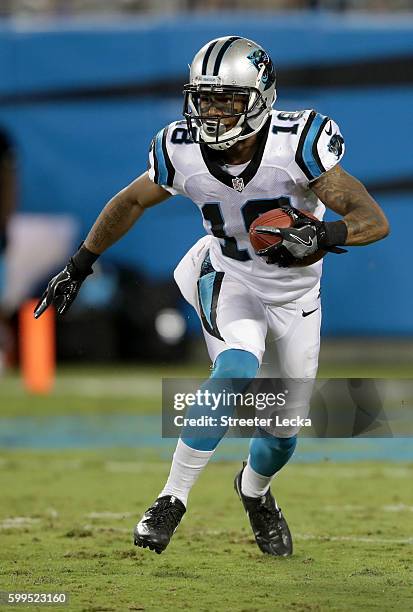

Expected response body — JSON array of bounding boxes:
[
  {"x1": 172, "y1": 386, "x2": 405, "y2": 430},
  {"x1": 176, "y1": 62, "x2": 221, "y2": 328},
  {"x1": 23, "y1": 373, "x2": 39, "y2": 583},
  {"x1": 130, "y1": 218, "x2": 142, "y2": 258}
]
[
  {"x1": 174, "y1": 237, "x2": 321, "y2": 437},
  {"x1": 175, "y1": 236, "x2": 321, "y2": 378}
]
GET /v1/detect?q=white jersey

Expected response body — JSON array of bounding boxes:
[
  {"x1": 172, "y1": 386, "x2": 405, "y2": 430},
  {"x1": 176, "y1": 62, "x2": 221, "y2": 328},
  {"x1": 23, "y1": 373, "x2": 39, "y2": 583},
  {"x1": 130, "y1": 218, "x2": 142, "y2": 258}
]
[{"x1": 148, "y1": 109, "x2": 345, "y2": 305}]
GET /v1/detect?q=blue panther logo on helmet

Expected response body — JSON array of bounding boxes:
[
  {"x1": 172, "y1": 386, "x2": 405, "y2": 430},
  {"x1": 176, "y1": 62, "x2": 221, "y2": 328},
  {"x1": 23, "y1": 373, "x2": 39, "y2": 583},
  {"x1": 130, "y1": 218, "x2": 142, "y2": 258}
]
[{"x1": 247, "y1": 48, "x2": 275, "y2": 91}]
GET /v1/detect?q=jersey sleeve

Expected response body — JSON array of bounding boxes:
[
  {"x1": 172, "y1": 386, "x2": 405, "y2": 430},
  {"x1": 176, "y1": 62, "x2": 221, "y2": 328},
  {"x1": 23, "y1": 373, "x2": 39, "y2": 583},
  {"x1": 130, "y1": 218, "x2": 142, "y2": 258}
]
[
  {"x1": 294, "y1": 110, "x2": 345, "y2": 184},
  {"x1": 147, "y1": 124, "x2": 184, "y2": 196}
]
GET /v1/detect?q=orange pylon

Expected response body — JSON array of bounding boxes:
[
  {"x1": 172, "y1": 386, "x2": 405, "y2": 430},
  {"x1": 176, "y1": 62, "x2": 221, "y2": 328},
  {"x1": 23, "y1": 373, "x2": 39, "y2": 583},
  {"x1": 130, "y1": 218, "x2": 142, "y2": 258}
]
[{"x1": 20, "y1": 300, "x2": 55, "y2": 394}]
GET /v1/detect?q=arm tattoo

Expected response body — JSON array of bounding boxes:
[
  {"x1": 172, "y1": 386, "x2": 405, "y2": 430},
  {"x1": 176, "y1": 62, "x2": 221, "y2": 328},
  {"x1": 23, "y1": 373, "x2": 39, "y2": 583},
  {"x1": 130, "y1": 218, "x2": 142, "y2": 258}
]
[
  {"x1": 311, "y1": 165, "x2": 389, "y2": 245},
  {"x1": 86, "y1": 194, "x2": 144, "y2": 253}
]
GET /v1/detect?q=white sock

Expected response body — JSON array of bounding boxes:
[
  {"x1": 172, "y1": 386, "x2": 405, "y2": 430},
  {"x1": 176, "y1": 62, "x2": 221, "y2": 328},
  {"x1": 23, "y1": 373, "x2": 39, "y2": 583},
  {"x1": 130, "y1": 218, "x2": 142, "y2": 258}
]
[
  {"x1": 241, "y1": 459, "x2": 277, "y2": 500},
  {"x1": 158, "y1": 439, "x2": 215, "y2": 507}
]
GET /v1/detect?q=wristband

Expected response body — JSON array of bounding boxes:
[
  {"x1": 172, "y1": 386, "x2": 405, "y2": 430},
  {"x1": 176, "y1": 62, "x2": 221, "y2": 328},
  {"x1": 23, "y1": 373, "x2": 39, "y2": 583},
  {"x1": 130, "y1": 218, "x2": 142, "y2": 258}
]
[
  {"x1": 318, "y1": 221, "x2": 348, "y2": 248},
  {"x1": 71, "y1": 242, "x2": 99, "y2": 275}
]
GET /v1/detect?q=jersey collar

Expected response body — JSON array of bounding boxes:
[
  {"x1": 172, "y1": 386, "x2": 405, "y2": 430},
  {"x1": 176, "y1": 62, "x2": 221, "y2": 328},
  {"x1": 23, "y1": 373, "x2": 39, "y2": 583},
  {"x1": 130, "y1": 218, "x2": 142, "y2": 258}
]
[{"x1": 199, "y1": 118, "x2": 271, "y2": 190}]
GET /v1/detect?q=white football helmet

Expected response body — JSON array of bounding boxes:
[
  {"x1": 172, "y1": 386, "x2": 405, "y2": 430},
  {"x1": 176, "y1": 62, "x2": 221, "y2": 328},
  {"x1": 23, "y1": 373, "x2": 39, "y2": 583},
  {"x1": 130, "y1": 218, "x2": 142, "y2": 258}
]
[{"x1": 183, "y1": 36, "x2": 277, "y2": 150}]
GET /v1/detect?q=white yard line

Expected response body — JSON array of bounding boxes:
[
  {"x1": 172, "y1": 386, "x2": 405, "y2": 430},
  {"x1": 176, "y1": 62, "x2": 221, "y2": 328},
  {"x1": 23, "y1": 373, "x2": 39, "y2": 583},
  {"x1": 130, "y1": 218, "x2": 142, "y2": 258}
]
[
  {"x1": 201, "y1": 529, "x2": 413, "y2": 545},
  {"x1": 321, "y1": 504, "x2": 413, "y2": 513},
  {"x1": 382, "y1": 504, "x2": 413, "y2": 512},
  {"x1": 104, "y1": 461, "x2": 166, "y2": 473},
  {"x1": 324, "y1": 505, "x2": 365, "y2": 512},
  {"x1": 1, "y1": 376, "x2": 161, "y2": 398},
  {"x1": 295, "y1": 533, "x2": 413, "y2": 544},
  {"x1": 55, "y1": 377, "x2": 161, "y2": 397},
  {"x1": 86, "y1": 512, "x2": 133, "y2": 519},
  {"x1": 105, "y1": 461, "x2": 147, "y2": 473},
  {"x1": 82, "y1": 524, "x2": 130, "y2": 533},
  {"x1": 0, "y1": 517, "x2": 41, "y2": 529},
  {"x1": 51, "y1": 459, "x2": 83, "y2": 469},
  {"x1": 293, "y1": 466, "x2": 412, "y2": 478},
  {"x1": 46, "y1": 508, "x2": 59, "y2": 519},
  {"x1": 1, "y1": 515, "x2": 412, "y2": 544}
]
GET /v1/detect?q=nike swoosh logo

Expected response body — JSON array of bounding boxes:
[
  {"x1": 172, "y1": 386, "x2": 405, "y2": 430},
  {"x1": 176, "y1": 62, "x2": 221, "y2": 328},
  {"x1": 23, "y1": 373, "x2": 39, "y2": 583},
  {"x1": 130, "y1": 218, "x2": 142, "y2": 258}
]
[
  {"x1": 292, "y1": 235, "x2": 313, "y2": 246},
  {"x1": 302, "y1": 308, "x2": 318, "y2": 318},
  {"x1": 325, "y1": 122, "x2": 333, "y2": 136}
]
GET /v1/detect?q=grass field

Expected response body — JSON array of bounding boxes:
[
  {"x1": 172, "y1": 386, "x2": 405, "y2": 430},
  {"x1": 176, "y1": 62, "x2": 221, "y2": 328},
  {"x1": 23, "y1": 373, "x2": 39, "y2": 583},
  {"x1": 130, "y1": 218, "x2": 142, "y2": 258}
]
[{"x1": 1, "y1": 366, "x2": 412, "y2": 611}]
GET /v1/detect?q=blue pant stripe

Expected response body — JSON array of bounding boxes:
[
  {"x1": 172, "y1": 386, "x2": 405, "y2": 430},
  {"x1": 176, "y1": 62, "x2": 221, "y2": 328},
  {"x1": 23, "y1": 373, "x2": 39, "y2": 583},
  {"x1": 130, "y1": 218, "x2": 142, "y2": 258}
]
[{"x1": 198, "y1": 271, "x2": 216, "y2": 328}]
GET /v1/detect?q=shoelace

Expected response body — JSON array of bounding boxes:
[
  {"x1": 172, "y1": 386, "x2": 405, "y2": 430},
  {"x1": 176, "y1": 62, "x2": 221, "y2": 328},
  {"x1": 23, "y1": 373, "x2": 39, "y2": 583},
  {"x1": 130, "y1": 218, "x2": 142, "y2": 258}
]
[{"x1": 144, "y1": 500, "x2": 182, "y2": 532}]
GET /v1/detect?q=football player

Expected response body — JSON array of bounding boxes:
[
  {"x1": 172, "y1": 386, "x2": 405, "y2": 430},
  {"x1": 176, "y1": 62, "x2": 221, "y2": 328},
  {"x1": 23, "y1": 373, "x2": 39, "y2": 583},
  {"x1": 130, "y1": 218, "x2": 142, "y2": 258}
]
[{"x1": 34, "y1": 36, "x2": 389, "y2": 557}]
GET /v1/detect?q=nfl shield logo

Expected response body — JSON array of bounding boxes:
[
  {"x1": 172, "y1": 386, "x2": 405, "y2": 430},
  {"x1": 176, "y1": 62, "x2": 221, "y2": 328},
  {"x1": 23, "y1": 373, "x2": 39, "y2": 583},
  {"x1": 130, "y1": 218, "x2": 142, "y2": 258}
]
[{"x1": 232, "y1": 177, "x2": 244, "y2": 192}]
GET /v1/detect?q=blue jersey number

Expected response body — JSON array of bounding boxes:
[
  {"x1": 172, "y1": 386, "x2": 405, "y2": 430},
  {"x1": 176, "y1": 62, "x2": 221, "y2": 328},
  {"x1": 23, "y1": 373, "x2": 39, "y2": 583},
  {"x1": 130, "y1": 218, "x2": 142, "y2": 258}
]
[{"x1": 201, "y1": 197, "x2": 290, "y2": 262}]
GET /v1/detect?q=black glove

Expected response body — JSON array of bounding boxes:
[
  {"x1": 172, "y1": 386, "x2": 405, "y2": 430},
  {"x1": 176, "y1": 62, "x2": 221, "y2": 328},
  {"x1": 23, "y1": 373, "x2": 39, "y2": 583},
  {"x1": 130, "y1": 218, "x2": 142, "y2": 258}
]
[
  {"x1": 33, "y1": 244, "x2": 98, "y2": 319},
  {"x1": 255, "y1": 206, "x2": 347, "y2": 266}
]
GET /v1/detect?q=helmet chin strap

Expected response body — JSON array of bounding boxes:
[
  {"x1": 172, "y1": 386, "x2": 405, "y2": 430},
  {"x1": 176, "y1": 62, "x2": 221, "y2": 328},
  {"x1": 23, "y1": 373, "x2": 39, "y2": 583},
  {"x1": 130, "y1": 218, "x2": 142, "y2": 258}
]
[
  {"x1": 201, "y1": 115, "x2": 245, "y2": 150},
  {"x1": 202, "y1": 107, "x2": 271, "y2": 150},
  {"x1": 207, "y1": 139, "x2": 238, "y2": 151}
]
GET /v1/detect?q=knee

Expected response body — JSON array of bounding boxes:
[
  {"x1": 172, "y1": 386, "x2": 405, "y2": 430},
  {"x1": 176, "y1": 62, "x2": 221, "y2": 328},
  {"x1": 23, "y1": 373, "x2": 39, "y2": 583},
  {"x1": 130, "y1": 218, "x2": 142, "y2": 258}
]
[
  {"x1": 249, "y1": 433, "x2": 297, "y2": 476},
  {"x1": 265, "y1": 434, "x2": 297, "y2": 454},
  {"x1": 212, "y1": 349, "x2": 259, "y2": 380},
  {"x1": 276, "y1": 435, "x2": 297, "y2": 453}
]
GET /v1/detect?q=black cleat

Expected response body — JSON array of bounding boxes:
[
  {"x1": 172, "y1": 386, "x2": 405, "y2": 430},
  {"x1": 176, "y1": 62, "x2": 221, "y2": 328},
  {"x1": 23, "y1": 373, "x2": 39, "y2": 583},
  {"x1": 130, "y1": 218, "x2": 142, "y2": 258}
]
[
  {"x1": 133, "y1": 495, "x2": 186, "y2": 554},
  {"x1": 234, "y1": 466, "x2": 293, "y2": 557}
]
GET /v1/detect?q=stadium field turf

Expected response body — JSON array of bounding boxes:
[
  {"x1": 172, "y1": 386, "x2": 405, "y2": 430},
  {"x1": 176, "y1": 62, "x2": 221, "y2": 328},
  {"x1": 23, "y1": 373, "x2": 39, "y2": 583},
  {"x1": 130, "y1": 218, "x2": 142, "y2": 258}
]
[
  {"x1": 0, "y1": 452, "x2": 412, "y2": 611},
  {"x1": 0, "y1": 366, "x2": 412, "y2": 611}
]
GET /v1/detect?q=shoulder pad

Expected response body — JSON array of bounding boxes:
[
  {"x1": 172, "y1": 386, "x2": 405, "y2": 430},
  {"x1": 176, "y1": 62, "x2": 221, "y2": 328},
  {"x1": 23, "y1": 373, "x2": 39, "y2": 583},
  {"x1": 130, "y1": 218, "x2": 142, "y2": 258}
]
[
  {"x1": 148, "y1": 121, "x2": 194, "y2": 195},
  {"x1": 295, "y1": 110, "x2": 345, "y2": 182},
  {"x1": 150, "y1": 123, "x2": 184, "y2": 188}
]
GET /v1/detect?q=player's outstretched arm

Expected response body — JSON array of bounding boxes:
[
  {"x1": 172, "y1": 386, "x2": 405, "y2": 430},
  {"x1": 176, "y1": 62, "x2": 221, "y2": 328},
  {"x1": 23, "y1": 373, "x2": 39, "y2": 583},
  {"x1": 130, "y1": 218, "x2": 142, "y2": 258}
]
[
  {"x1": 84, "y1": 172, "x2": 170, "y2": 253},
  {"x1": 34, "y1": 172, "x2": 170, "y2": 318},
  {"x1": 310, "y1": 164, "x2": 390, "y2": 246}
]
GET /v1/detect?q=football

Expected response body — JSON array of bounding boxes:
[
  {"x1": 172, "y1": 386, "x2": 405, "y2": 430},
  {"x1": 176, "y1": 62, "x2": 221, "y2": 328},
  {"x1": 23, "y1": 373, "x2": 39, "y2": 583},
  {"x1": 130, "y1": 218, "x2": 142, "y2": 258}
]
[{"x1": 249, "y1": 208, "x2": 327, "y2": 267}]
